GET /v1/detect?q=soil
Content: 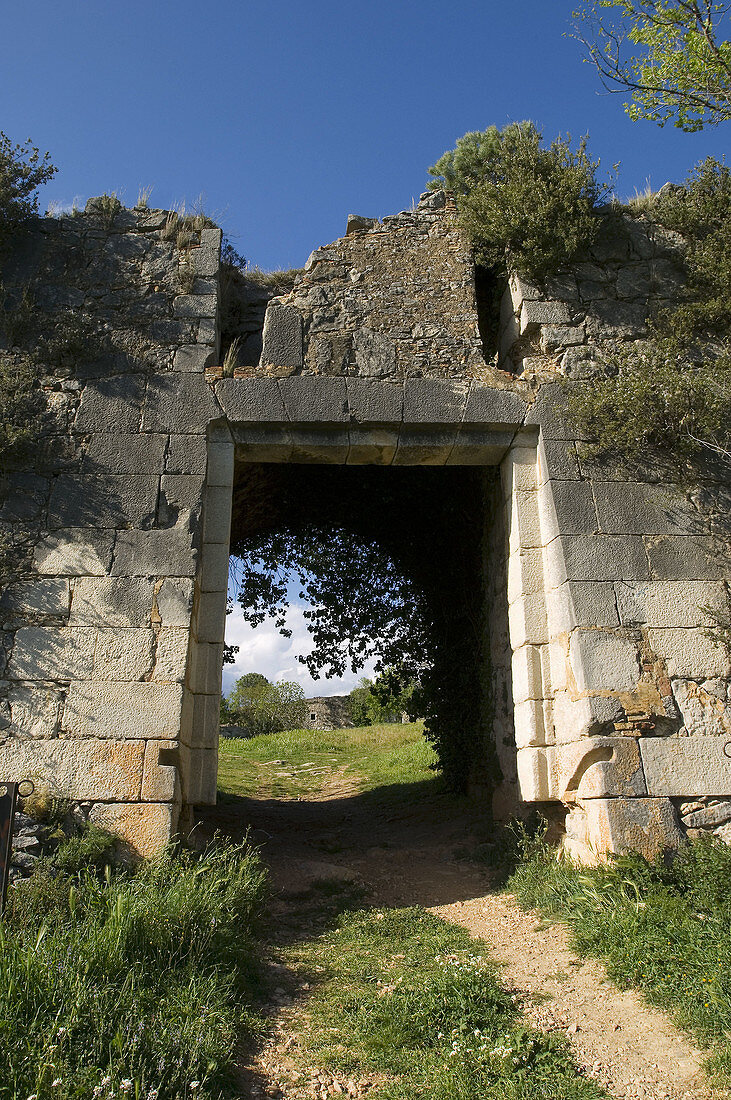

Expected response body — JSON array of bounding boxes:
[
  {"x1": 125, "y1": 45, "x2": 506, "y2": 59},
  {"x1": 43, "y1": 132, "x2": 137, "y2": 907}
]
[{"x1": 200, "y1": 772, "x2": 725, "y2": 1100}]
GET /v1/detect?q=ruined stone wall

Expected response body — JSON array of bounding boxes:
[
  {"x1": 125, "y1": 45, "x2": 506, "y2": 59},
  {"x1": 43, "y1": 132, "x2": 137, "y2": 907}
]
[
  {"x1": 0, "y1": 204, "x2": 226, "y2": 855},
  {"x1": 304, "y1": 696, "x2": 354, "y2": 730},
  {"x1": 1, "y1": 190, "x2": 730, "y2": 861}
]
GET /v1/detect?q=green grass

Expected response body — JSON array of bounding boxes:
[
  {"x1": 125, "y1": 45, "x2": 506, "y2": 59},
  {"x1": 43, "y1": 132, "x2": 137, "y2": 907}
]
[
  {"x1": 217, "y1": 721, "x2": 441, "y2": 802},
  {"x1": 1, "y1": 838, "x2": 266, "y2": 1100},
  {"x1": 283, "y1": 903, "x2": 608, "y2": 1099},
  {"x1": 509, "y1": 835, "x2": 731, "y2": 1087}
]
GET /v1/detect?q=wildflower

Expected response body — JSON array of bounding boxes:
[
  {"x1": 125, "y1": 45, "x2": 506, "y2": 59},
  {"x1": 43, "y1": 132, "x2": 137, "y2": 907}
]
[
  {"x1": 120, "y1": 1082, "x2": 133, "y2": 1094},
  {"x1": 147, "y1": 1092, "x2": 159, "y2": 1100},
  {"x1": 190, "y1": 1083, "x2": 200, "y2": 1092},
  {"x1": 52, "y1": 1082, "x2": 62, "y2": 1089},
  {"x1": 102, "y1": 1079, "x2": 112, "y2": 1088},
  {"x1": 27, "y1": 1094, "x2": 38, "y2": 1100}
]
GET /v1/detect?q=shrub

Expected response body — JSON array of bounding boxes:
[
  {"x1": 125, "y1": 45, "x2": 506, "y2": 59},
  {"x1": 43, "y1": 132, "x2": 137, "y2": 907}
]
[
  {"x1": 427, "y1": 122, "x2": 609, "y2": 283},
  {"x1": 0, "y1": 133, "x2": 56, "y2": 251},
  {"x1": 570, "y1": 157, "x2": 731, "y2": 471}
]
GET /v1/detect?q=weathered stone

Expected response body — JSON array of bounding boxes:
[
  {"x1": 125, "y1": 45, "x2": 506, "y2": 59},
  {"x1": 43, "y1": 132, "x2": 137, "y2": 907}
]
[
  {"x1": 74, "y1": 376, "x2": 145, "y2": 434},
  {"x1": 166, "y1": 434, "x2": 208, "y2": 475},
  {"x1": 160, "y1": 475, "x2": 206, "y2": 514},
  {"x1": 215, "y1": 377, "x2": 287, "y2": 422},
  {"x1": 63, "y1": 681, "x2": 184, "y2": 740},
  {"x1": 570, "y1": 629, "x2": 640, "y2": 693},
  {"x1": 279, "y1": 376, "x2": 348, "y2": 423},
  {"x1": 565, "y1": 797, "x2": 683, "y2": 861},
  {"x1": 640, "y1": 737, "x2": 731, "y2": 796},
  {"x1": 682, "y1": 801, "x2": 731, "y2": 828},
  {"x1": 70, "y1": 577, "x2": 153, "y2": 628},
  {"x1": 188, "y1": 641, "x2": 223, "y2": 694},
  {"x1": 194, "y1": 590, "x2": 227, "y2": 644},
  {"x1": 260, "y1": 302, "x2": 303, "y2": 370},
  {"x1": 517, "y1": 746, "x2": 557, "y2": 801},
  {"x1": 142, "y1": 374, "x2": 221, "y2": 434},
  {"x1": 10, "y1": 626, "x2": 96, "y2": 680},
  {"x1": 48, "y1": 474, "x2": 159, "y2": 529},
  {"x1": 112, "y1": 526, "x2": 197, "y2": 577},
  {"x1": 7, "y1": 682, "x2": 63, "y2": 738},
  {"x1": 34, "y1": 530, "x2": 115, "y2": 576},
  {"x1": 352, "y1": 328, "x2": 396, "y2": 377},
  {"x1": 346, "y1": 427, "x2": 399, "y2": 464},
  {"x1": 346, "y1": 214, "x2": 379, "y2": 235},
  {"x1": 615, "y1": 580, "x2": 727, "y2": 628},
  {"x1": 463, "y1": 385, "x2": 527, "y2": 426},
  {"x1": 93, "y1": 629, "x2": 155, "y2": 681},
  {"x1": 89, "y1": 802, "x2": 179, "y2": 858},
  {"x1": 173, "y1": 294, "x2": 217, "y2": 318},
  {"x1": 547, "y1": 534, "x2": 650, "y2": 583},
  {"x1": 202, "y1": 485, "x2": 233, "y2": 544},
  {"x1": 174, "y1": 345, "x2": 215, "y2": 373},
  {"x1": 520, "y1": 299, "x2": 571, "y2": 334},
  {"x1": 0, "y1": 579, "x2": 70, "y2": 617},
  {"x1": 447, "y1": 429, "x2": 514, "y2": 465},
  {"x1": 594, "y1": 482, "x2": 696, "y2": 536},
  {"x1": 557, "y1": 737, "x2": 646, "y2": 799},
  {"x1": 84, "y1": 432, "x2": 167, "y2": 475},
  {"x1": 538, "y1": 480, "x2": 597, "y2": 540},
  {"x1": 392, "y1": 429, "x2": 458, "y2": 465},
  {"x1": 289, "y1": 428, "x2": 350, "y2": 463},
  {"x1": 547, "y1": 580, "x2": 620, "y2": 631},
  {"x1": 141, "y1": 739, "x2": 180, "y2": 802},
  {"x1": 345, "y1": 378, "x2": 403, "y2": 424},
  {"x1": 0, "y1": 737, "x2": 144, "y2": 801},
  {"x1": 403, "y1": 378, "x2": 468, "y2": 423},
  {"x1": 646, "y1": 628, "x2": 730, "y2": 678},
  {"x1": 156, "y1": 578, "x2": 195, "y2": 627},
  {"x1": 646, "y1": 535, "x2": 731, "y2": 580}
]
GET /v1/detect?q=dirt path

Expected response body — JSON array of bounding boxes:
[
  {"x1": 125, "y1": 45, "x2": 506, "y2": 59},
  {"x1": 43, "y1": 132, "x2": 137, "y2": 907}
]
[{"x1": 202, "y1": 775, "x2": 723, "y2": 1100}]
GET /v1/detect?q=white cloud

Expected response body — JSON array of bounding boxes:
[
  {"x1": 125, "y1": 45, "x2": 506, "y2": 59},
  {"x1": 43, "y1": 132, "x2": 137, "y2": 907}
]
[{"x1": 222, "y1": 601, "x2": 378, "y2": 699}]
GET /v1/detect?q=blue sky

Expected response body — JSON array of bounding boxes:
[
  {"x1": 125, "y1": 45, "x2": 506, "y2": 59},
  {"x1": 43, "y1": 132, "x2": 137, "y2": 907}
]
[
  {"x1": 3, "y1": 0, "x2": 727, "y2": 273},
  {"x1": 4, "y1": 1, "x2": 727, "y2": 694}
]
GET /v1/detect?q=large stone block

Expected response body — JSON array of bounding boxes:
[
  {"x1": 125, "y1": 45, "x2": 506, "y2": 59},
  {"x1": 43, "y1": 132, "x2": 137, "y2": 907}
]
[
  {"x1": 0, "y1": 579, "x2": 70, "y2": 618},
  {"x1": 34, "y1": 530, "x2": 115, "y2": 576},
  {"x1": 260, "y1": 302, "x2": 303, "y2": 370},
  {"x1": 570, "y1": 629, "x2": 640, "y2": 693},
  {"x1": 93, "y1": 629, "x2": 155, "y2": 681},
  {"x1": 279, "y1": 376, "x2": 348, "y2": 423},
  {"x1": 552, "y1": 690, "x2": 625, "y2": 744},
  {"x1": 63, "y1": 681, "x2": 184, "y2": 740},
  {"x1": 392, "y1": 429, "x2": 457, "y2": 465},
  {"x1": 537, "y1": 480, "x2": 597, "y2": 541},
  {"x1": 173, "y1": 294, "x2": 217, "y2": 318},
  {"x1": 180, "y1": 746, "x2": 218, "y2": 804},
  {"x1": 173, "y1": 345, "x2": 215, "y2": 373},
  {"x1": 188, "y1": 641, "x2": 223, "y2": 694},
  {"x1": 507, "y1": 549, "x2": 545, "y2": 604},
  {"x1": 141, "y1": 375, "x2": 221, "y2": 435},
  {"x1": 647, "y1": 628, "x2": 730, "y2": 678},
  {"x1": 232, "y1": 425, "x2": 293, "y2": 462},
  {"x1": 89, "y1": 802, "x2": 178, "y2": 857},
  {"x1": 352, "y1": 328, "x2": 396, "y2": 378},
  {"x1": 557, "y1": 736, "x2": 646, "y2": 799},
  {"x1": 207, "y1": 436, "x2": 234, "y2": 488},
  {"x1": 546, "y1": 534, "x2": 650, "y2": 584},
  {"x1": 594, "y1": 482, "x2": 697, "y2": 536},
  {"x1": 289, "y1": 428, "x2": 350, "y2": 463},
  {"x1": 615, "y1": 580, "x2": 727, "y2": 629},
  {"x1": 546, "y1": 580, "x2": 619, "y2": 631},
  {"x1": 10, "y1": 626, "x2": 96, "y2": 680},
  {"x1": 513, "y1": 698, "x2": 551, "y2": 748},
  {"x1": 346, "y1": 427, "x2": 399, "y2": 465},
  {"x1": 83, "y1": 433, "x2": 167, "y2": 475},
  {"x1": 517, "y1": 745, "x2": 557, "y2": 801},
  {"x1": 112, "y1": 527, "x2": 197, "y2": 577},
  {"x1": 141, "y1": 739, "x2": 181, "y2": 802},
  {"x1": 202, "y1": 485, "x2": 233, "y2": 544},
  {"x1": 511, "y1": 644, "x2": 545, "y2": 706},
  {"x1": 519, "y1": 299, "x2": 570, "y2": 334},
  {"x1": 215, "y1": 377, "x2": 287, "y2": 423},
  {"x1": 7, "y1": 682, "x2": 63, "y2": 738},
  {"x1": 502, "y1": 445, "x2": 538, "y2": 494},
  {"x1": 166, "y1": 434, "x2": 208, "y2": 475},
  {"x1": 345, "y1": 378, "x2": 403, "y2": 424},
  {"x1": 462, "y1": 385, "x2": 527, "y2": 426},
  {"x1": 640, "y1": 736, "x2": 731, "y2": 796},
  {"x1": 447, "y1": 429, "x2": 514, "y2": 465},
  {"x1": 48, "y1": 474, "x2": 159, "y2": 529},
  {"x1": 508, "y1": 490, "x2": 542, "y2": 553},
  {"x1": 154, "y1": 627, "x2": 190, "y2": 683},
  {"x1": 508, "y1": 593, "x2": 548, "y2": 647},
  {"x1": 195, "y1": 589, "x2": 227, "y2": 644},
  {"x1": 565, "y1": 797, "x2": 683, "y2": 861},
  {"x1": 156, "y1": 578, "x2": 195, "y2": 627},
  {"x1": 74, "y1": 376, "x2": 145, "y2": 434},
  {"x1": 0, "y1": 737, "x2": 144, "y2": 801},
  {"x1": 199, "y1": 543, "x2": 230, "y2": 594},
  {"x1": 403, "y1": 378, "x2": 467, "y2": 423},
  {"x1": 538, "y1": 438, "x2": 581, "y2": 482},
  {"x1": 646, "y1": 535, "x2": 731, "y2": 580}
]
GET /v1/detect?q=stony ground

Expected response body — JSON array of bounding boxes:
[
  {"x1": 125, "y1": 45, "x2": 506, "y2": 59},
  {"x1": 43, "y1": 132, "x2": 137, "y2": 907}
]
[{"x1": 200, "y1": 766, "x2": 724, "y2": 1100}]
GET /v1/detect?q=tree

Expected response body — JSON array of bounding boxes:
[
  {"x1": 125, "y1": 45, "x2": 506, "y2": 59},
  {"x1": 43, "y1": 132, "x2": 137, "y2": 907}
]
[
  {"x1": 0, "y1": 134, "x2": 56, "y2": 250},
  {"x1": 222, "y1": 673, "x2": 307, "y2": 736},
  {"x1": 572, "y1": 1, "x2": 731, "y2": 130},
  {"x1": 427, "y1": 122, "x2": 608, "y2": 283},
  {"x1": 348, "y1": 672, "x2": 420, "y2": 726}
]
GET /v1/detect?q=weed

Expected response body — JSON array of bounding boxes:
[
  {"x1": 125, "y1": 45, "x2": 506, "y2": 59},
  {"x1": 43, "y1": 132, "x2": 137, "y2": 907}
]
[
  {"x1": 221, "y1": 336, "x2": 241, "y2": 377},
  {"x1": 1, "y1": 838, "x2": 267, "y2": 1100},
  {"x1": 87, "y1": 192, "x2": 122, "y2": 229},
  {"x1": 244, "y1": 266, "x2": 303, "y2": 293},
  {"x1": 135, "y1": 185, "x2": 153, "y2": 209},
  {"x1": 176, "y1": 251, "x2": 197, "y2": 294},
  {"x1": 509, "y1": 835, "x2": 731, "y2": 1086}
]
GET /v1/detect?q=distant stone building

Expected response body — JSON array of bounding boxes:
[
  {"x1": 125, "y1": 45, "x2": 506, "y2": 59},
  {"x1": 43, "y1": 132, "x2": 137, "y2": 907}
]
[{"x1": 303, "y1": 696, "x2": 354, "y2": 730}]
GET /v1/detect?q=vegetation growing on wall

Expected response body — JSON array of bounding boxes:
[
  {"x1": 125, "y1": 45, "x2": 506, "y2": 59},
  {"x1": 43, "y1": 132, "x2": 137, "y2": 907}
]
[
  {"x1": 571, "y1": 156, "x2": 731, "y2": 470},
  {"x1": 0, "y1": 133, "x2": 56, "y2": 252},
  {"x1": 426, "y1": 122, "x2": 610, "y2": 283}
]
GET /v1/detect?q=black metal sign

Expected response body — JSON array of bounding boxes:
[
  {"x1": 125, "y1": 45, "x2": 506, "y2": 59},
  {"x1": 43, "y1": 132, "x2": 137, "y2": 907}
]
[{"x1": 0, "y1": 780, "x2": 34, "y2": 916}]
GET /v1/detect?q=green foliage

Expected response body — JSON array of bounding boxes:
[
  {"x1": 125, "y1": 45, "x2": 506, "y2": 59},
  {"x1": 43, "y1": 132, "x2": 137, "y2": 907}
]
[
  {"x1": 348, "y1": 673, "x2": 418, "y2": 725},
  {"x1": 288, "y1": 906, "x2": 608, "y2": 1098},
  {"x1": 427, "y1": 122, "x2": 607, "y2": 282},
  {"x1": 570, "y1": 157, "x2": 731, "y2": 470},
  {"x1": 0, "y1": 351, "x2": 43, "y2": 464},
  {"x1": 222, "y1": 672, "x2": 307, "y2": 736},
  {"x1": 573, "y1": 1, "x2": 731, "y2": 131},
  {"x1": 0, "y1": 133, "x2": 56, "y2": 251},
  {"x1": 509, "y1": 834, "x2": 731, "y2": 1085},
  {"x1": 1, "y1": 839, "x2": 266, "y2": 1100}
]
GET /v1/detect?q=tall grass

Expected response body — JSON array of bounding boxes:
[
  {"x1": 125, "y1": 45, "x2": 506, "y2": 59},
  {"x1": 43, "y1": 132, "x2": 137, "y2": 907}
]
[
  {"x1": 1, "y1": 840, "x2": 266, "y2": 1100},
  {"x1": 509, "y1": 834, "x2": 731, "y2": 1085}
]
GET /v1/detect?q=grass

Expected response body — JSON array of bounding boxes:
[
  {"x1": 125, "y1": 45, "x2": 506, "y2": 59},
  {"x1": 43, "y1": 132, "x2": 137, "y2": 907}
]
[
  {"x1": 282, "y1": 902, "x2": 609, "y2": 1099},
  {"x1": 217, "y1": 720, "x2": 442, "y2": 803},
  {"x1": 243, "y1": 266, "x2": 303, "y2": 293},
  {"x1": 1, "y1": 836, "x2": 266, "y2": 1100},
  {"x1": 508, "y1": 834, "x2": 731, "y2": 1087}
]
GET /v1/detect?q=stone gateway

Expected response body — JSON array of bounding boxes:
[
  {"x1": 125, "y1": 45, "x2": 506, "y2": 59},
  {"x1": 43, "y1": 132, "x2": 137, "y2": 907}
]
[{"x1": 1, "y1": 193, "x2": 729, "y2": 859}]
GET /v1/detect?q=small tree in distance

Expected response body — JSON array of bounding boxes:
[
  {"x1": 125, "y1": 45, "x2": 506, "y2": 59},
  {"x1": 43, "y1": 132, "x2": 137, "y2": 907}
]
[{"x1": 221, "y1": 673, "x2": 307, "y2": 736}]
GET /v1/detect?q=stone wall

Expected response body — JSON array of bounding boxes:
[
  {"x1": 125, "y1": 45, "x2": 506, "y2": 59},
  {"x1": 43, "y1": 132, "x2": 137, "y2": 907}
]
[
  {"x1": 304, "y1": 696, "x2": 354, "y2": 730},
  {"x1": 1, "y1": 190, "x2": 730, "y2": 861}
]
